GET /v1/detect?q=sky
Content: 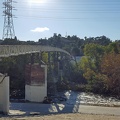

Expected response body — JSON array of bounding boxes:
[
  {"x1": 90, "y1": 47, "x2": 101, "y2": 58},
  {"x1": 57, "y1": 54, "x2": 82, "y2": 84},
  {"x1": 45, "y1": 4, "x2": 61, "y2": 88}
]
[{"x1": 0, "y1": 0, "x2": 120, "y2": 41}]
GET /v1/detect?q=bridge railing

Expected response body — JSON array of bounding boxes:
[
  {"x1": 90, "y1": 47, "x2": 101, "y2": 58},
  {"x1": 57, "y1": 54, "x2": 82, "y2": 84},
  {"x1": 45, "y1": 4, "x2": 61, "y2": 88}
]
[{"x1": 0, "y1": 45, "x2": 70, "y2": 57}]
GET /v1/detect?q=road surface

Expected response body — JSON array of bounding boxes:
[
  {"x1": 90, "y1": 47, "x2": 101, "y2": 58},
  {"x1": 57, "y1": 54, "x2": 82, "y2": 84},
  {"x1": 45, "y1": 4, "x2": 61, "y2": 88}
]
[{"x1": 9, "y1": 102, "x2": 120, "y2": 116}]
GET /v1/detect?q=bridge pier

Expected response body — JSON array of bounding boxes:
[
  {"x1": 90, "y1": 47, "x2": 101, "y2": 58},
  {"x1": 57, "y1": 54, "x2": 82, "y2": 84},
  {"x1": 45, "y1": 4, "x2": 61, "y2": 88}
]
[
  {"x1": 25, "y1": 53, "x2": 47, "y2": 102},
  {"x1": 25, "y1": 64, "x2": 47, "y2": 102}
]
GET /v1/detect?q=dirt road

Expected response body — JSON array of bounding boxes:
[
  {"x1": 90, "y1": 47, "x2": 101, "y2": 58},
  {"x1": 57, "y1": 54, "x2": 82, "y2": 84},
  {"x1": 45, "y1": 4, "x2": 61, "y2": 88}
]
[
  {"x1": 1, "y1": 91, "x2": 120, "y2": 120},
  {"x1": 9, "y1": 103, "x2": 120, "y2": 116},
  {"x1": 0, "y1": 113, "x2": 120, "y2": 120}
]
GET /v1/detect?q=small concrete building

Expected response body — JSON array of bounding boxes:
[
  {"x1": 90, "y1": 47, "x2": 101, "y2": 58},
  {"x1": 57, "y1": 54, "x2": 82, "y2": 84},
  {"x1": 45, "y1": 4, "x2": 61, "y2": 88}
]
[{"x1": 0, "y1": 73, "x2": 9, "y2": 114}]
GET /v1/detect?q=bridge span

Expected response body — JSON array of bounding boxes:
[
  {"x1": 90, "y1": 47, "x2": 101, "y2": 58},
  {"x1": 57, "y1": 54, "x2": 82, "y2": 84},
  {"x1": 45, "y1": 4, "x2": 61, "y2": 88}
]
[{"x1": 0, "y1": 45, "x2": 70, "y2": 57}]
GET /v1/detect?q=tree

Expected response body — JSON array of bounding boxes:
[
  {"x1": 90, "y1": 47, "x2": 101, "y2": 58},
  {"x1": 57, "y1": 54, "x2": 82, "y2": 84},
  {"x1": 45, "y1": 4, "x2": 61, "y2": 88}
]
[
  {"x1": 101, "y1": 53, "x2": 120, "y2": 96},
  {"x1": 1, "y1": 38, "x2": 19, "y2": 45},
  {"x1": 41, "y1": 52, "x2": 48, "y2": 63},
  {"x1": 79, "y1": 43, "x2": 107, "y2": 93},
  {"x1": 84, "y1": 36, "x2": 111, "y2": 46},
  {"x1": 0, "y1": 54, "x2": 30, "y2": 98},
  {"x1": 38, "y1": 38, "x2": 48, "y2": 45},
  {"x1": 71, "y1": 47, "x2": 80, "y2": 56},
  {"x1": 83, "y1": 43, "x2": 105, "y2": 70},
  {"x1": 105, "y1": 42, "x2": 119, "y2": 54},
  {"x1": 94, "y1": 36, "x2": 111, "y2": 46}
]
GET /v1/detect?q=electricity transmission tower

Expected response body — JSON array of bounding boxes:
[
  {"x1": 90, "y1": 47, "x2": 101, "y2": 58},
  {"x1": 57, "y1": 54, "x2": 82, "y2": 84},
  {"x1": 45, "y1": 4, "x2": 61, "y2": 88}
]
[{"x1": 2, "y1": 0, "x2": 16, "y2": 40}]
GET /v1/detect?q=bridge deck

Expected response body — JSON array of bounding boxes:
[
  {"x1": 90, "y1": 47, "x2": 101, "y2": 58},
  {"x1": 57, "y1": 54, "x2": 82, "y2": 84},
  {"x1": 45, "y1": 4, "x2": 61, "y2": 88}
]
[{"x1": 0, "y1": 45, "x2": 70, "y2": 57}]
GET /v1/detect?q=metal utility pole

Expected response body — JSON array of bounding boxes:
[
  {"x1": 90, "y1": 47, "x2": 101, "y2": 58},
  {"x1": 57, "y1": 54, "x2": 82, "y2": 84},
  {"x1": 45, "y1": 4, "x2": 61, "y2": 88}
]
[{"x1": 2, "y1": 0, "x2": 16, "y2": 40}]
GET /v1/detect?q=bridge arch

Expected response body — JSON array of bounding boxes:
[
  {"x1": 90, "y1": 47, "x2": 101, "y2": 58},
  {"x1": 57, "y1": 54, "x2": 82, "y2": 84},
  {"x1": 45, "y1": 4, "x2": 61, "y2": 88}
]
[{"x1": 0, "y1": 45, "x2": 70, "y2": 57}]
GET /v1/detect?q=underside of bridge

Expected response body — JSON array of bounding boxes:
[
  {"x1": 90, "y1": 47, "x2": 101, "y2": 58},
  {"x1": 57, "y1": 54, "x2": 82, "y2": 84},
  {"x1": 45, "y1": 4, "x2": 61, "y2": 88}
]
[
  {"x1": 0, "y1": 45, "x2": 71, "y2": 105},
  {"x1": 24, "y1": 51, "x2": 70, "y2": 102}
]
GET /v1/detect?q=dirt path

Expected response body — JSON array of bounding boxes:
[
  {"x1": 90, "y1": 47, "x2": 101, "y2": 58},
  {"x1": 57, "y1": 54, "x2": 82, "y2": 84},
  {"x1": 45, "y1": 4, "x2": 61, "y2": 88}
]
[{"x1": 0, "y1": 113, "x2": 120, "y2": 120}]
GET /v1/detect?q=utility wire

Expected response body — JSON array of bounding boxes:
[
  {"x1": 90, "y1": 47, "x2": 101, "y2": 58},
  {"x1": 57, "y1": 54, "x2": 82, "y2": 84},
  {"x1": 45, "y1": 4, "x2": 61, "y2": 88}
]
[
  {"x1": 2, "y1": 1, "x2": 120, "y2": 20},
  {"x1": 17, "y1": 15, "x2": 120, "y2": 20},
  {"x1": 16, "y1": 9, "x2": 120, "y2": 13},
  {"x1": 18, "y1": 1, "x2": 120, "y2": 4},
  {"x1": 13, "y1": 0, "x2": 120, "y2": 13}
]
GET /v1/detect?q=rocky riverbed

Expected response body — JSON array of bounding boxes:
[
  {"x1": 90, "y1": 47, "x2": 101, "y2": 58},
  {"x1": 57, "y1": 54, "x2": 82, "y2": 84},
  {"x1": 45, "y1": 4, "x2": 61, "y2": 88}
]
[{"x1": 59, "y1": 90, "x2": 120, "y2": 107}]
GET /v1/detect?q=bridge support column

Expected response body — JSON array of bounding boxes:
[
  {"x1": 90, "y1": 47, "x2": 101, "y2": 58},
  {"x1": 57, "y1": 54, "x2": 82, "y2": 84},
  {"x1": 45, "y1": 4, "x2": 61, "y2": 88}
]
[
  {"x1": 0, "y1": 73, "x2": 9, "y2": 114},
  {"x1": 25, "y1": 64, "x2": 47, "y2": 102}
]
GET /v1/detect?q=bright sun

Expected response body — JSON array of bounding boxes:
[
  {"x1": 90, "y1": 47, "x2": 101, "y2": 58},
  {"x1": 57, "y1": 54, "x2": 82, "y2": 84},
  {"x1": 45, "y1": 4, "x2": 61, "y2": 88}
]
[{"x1": 30, "y1": 0, "x2": 46, "y2": 4}]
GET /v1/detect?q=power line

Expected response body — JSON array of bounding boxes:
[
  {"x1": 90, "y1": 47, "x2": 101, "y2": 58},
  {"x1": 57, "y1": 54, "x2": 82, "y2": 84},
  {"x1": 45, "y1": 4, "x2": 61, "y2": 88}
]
[
  {"x1": 18, "y1": 1, "x2": 120, "y2": 4},
  {"x1": 17, "y1": 1, "x2": 120, "y2": 8},
  {"x1": 1, "y1": 1, "x2": 120, "y2": 22},
  {"x1": 17, "y1": 15, "x2": 120, "y2": 21},
  {"x1": 15, "y1": 3, "x2": 120, "y2": 13},
  {"x1": 16, "y1": 8, "x2": 120, "y2": 13}
]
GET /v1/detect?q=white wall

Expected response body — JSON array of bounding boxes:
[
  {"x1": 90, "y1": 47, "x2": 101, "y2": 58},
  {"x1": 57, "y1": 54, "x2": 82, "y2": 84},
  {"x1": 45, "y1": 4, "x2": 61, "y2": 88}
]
[
  {"x1": 25, "y1": 65, "x2": 47, "y2": 102},
  {"x1": 0, "y1": 74, "x2": 9, "y2": 114},
  {"x1": 25, "y1": 84, "x2": 47, "y2": 102}
]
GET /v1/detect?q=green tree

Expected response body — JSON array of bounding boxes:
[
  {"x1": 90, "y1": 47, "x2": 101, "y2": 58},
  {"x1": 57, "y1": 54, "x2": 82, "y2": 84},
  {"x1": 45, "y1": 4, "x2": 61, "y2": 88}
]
[
  {"x1": 105, "y1": 42, "x2": 119, "y2": 54},
  {"x1": 83, "y1": 43, "x2": 105, "y2": 70},
  {"x1": 79, "y1": 43, "x2": 106, "y2": 93},
  {"x1": 41, "y1": 52, "x2": 48, "y2": 63}
]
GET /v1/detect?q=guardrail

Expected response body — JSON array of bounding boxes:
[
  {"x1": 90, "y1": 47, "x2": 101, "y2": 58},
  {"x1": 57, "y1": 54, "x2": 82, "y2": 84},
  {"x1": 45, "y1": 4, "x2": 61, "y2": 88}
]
[{"x1": 0, "y1": 45, "x2": 70, "y2": 57}]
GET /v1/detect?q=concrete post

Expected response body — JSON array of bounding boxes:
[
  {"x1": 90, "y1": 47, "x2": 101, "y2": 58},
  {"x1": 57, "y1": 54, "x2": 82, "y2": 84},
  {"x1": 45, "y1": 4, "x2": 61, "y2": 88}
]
[{"x1": 0, "y1": 73, "x2": 9, "y2": 114}]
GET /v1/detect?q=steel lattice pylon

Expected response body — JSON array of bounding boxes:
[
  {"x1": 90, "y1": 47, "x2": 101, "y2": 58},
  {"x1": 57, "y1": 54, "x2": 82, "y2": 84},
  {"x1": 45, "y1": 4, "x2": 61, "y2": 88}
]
[{"x1": 2, "y1": 0, "x2": 16, "y2": 40}]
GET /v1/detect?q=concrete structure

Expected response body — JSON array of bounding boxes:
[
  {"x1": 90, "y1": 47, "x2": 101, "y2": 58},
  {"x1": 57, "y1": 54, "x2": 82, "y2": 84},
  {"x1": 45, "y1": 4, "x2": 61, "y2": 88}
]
[
  {"x1": 0, "y1": 45, "x2": 70, "y2": 58},
  {"x1": 25, "y1": 64, "x2": 47, "y2": 102},
  {"x1": 0, "y1": 73, "x2": 9, "y2": 114}
]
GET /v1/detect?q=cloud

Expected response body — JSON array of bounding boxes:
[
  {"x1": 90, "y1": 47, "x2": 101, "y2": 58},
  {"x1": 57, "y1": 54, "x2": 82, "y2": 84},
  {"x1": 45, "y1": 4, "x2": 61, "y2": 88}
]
[{"x1": 31, "y1": 27, "x2": 49, "y2": 32}]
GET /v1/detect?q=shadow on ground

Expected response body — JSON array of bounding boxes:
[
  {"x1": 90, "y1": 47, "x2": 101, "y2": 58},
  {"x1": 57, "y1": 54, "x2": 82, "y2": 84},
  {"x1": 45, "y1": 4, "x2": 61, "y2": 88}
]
[{"x1": 8, "y1": 91, "x2": 80, "y2": 117}]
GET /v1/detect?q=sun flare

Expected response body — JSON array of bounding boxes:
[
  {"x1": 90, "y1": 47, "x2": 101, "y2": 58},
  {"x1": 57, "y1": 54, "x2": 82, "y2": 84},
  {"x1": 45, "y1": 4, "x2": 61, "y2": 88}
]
[
  {"x1": 28, "y1": 0, "x2": 47, "y2": 6},
  {"x1": 30, "y1": 0, "x2": 46, "y2": 4}
]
